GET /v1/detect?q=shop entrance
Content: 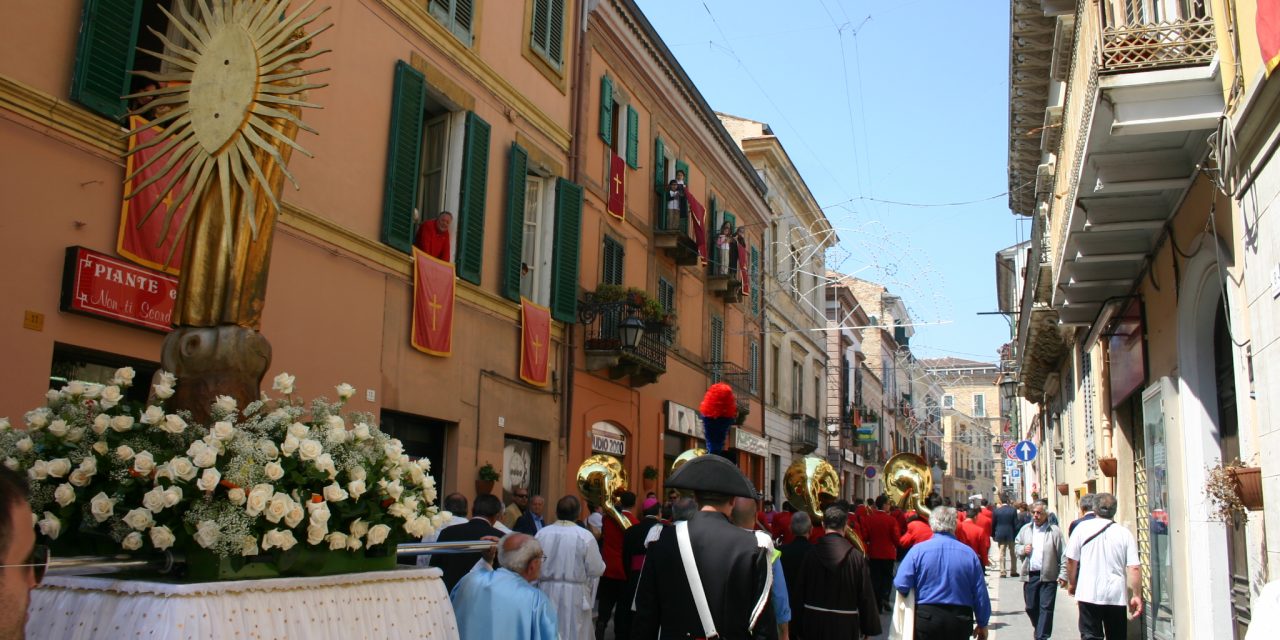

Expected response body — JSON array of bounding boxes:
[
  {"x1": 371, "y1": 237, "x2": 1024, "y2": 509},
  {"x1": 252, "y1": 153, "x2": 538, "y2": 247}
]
[{"x1": 50, "y1": 342, "x2": 159, "y2": 404}]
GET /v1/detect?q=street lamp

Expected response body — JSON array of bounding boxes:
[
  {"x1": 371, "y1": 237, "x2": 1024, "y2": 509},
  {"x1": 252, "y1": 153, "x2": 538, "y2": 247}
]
[
  {"x1": 619, "y1": 315, "x2": 645, "y2": 350},
  {"x1": 999, "y1": 376, "x2": 1018, "y2": 406}
]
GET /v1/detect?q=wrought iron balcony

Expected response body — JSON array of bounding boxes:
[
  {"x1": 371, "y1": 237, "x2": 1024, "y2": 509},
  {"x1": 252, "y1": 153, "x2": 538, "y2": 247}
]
[
  {"x1": 653, "y1": 202, "x2": 700, "y2": 266},
  {"x1": 790, "y1": 413, "x2": 820, "y2": 454},
  {"x1": 579, "y1": 293, "x2": 672, "y2": 387},
  {"x1": 1099, "y1": 1, "x2": 1215, "y2": 72},
  {"x1": 707, "y1": 246, "x2": 743, "y2": 303},
  {"x1": 706, "y1": 361, "x2": 753, "y2": 397}
]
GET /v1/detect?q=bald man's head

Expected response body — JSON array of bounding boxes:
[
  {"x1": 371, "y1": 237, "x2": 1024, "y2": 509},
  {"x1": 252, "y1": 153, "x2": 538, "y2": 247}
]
[{"x1": 730, "y1": 497, "x2": 758, "y2": 529}]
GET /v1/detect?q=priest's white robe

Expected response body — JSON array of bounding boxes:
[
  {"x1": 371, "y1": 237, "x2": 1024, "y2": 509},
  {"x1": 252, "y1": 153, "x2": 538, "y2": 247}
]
[{"x1": 536, "y1": 520, "x2": 606, "y2": 640}]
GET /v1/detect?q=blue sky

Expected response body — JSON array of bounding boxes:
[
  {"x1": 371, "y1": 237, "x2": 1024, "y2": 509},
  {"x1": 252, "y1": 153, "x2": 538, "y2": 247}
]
[{"x1": 636, "y1": 0, "x2": 1025, "y2": 363}]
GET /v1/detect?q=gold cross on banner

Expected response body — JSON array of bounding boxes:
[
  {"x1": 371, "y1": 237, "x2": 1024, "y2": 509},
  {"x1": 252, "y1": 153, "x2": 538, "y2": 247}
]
[
  {"x1": 613, "y1": 172, "x2": 623, "y2": 195},
  {"x1": 530, "y1": 335, "x2": 544, "y2": 367},
  {"x1": 427, "y1": 294, "x2": 443, "y2": 331}
]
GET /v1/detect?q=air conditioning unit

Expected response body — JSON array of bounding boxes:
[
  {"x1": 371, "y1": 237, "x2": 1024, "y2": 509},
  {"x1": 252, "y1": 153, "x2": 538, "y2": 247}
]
[{"x1": 1035, "y1": 160, "x2": 1056, "y2": 196}]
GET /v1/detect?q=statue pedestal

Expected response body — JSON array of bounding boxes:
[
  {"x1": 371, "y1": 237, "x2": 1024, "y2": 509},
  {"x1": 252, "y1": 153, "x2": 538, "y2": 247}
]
[{"x1": 160, "y1": 325, "x2": 271, "y2": 423}]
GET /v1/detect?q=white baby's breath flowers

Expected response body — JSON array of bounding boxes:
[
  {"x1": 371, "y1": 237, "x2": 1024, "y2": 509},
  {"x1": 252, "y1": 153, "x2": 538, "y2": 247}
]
[
  {"x1": 149, "y1": 525, "x2": 176, "y2": 551},
  {"x1": 335, "y1": 383, "x2": 355, "y2": 401},
  {"x1": 194, "y1": 521, "x2": 221, "y2": 549},
  {"x1": 89, "y1": 492, "x2": 115, "y2": 522},
  {"x1": 264, "y1": 461, "x2": 284, "y2": 481},
  {"x1": 123, "y1": 508, "x2": 154, "y2": 531},
  {"x1": 54, "y1": 483, "x2": 76, "y2": 507},
  {"x1": 196, "y1": 468, "x2": 221, "y2": 492},
  {"x1": 272, "y1": 373, "x2": 296, "y2": 395},
  {"x1": 37, "y1": 512, "x2": 61, "y2": 539},
  {"x1": 140, "y1": 406, "x2": 164, "y2": 425},
  {"x1": 122, "y1": 532, "x2": 143, "y2": 551},
  {"x1": 366, "y1": 524, "x2": 391, "y2": 547}
]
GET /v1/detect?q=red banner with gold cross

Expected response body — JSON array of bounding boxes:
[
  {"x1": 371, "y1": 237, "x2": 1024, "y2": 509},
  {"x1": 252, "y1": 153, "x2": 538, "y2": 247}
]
[
  {"x1": 607, "y1": 152, "x2": 626, "y2": 220},
  {"x1": 519, "y1": 298, "x2": 552, "y2": 386},
  {"x1": 686, "y1": 190, "x2": 707, "y2": 264},
  {"x1": 118, "y1": 115, "x2": 189, "y2": 274},
  {"x1": 412, "y1": 249, "x2": 455, "y2": 357},
  {"x1": 1261, "y1": 0, "x2": 1280, "y2": 73},
  {"x1": 737, "y1": 235, "x2": 751, "y2": 296}
]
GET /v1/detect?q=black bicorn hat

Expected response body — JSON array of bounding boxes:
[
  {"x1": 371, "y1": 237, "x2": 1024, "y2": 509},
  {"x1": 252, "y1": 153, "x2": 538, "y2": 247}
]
[{"x1": 665, "y1": 454, "x2": 759, "y2": 499}]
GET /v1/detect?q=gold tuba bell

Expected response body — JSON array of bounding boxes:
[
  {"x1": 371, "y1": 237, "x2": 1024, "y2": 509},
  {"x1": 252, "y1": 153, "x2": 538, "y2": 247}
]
[
  {"x1": 883, "y1": 452, "x2": 933, "y2": 519},
  {"x1": 576, "y1": 454, "x2": 631, "y2": 529},
  {"x1": 783, "y1": 456, "x2": 866, "y2": 553}
]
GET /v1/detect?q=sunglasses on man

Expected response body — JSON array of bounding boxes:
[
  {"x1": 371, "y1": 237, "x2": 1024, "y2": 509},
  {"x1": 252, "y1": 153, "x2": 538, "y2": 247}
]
[{"x1": 0, "y1": 545, "x2": 49, "y2": 584}]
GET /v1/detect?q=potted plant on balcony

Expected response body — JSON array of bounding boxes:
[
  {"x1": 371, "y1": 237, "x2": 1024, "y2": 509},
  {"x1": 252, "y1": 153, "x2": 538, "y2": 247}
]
[
  {"x1": 476, "y1": 463, "x2": 500, "y2": 497},
  {"x1": 1206, "y1": 458, "x2": 1263, "y2": 521}
]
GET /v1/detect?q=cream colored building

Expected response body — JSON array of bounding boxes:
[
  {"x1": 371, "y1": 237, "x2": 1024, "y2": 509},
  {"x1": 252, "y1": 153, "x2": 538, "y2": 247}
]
[{"x1": 924, "y1": 359, "x2": 1002, "y2": 505}]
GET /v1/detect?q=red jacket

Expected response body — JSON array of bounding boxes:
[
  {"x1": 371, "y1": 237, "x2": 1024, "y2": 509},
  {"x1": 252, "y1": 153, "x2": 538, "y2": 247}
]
[
  {"x1": 771, "y1": 511, "x2": 795, "y2": 545},
  {"x1": 957, "y1": 510, "x2": 967, "y2": 523},
  {"x1": 862, "y1": 510, "x2": 902, "y2": 560},
  {"x1": 414, "y1": 220, "x2": 451, "y2": 261},
  {"x1": 601, "y1": 510, "x2": 639, "y2": 580},
  {"x1": 978, "y1": 508, "x2": 994, "y2": 540},
  {"x1": 898, "y1": 518, "x2": 933, "y2": 549},
  {"x1": 956, "y1": 519, "x2": 990, "y2": 566},
  {"x1": 890, "y1": 509, "x2": 907, "y2": 533}
]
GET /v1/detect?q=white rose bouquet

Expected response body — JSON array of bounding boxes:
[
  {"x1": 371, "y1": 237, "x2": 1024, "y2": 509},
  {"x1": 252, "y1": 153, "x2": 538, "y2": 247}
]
[{"x1": 0, "y1": 369, "x2": 448, "y2": 577}]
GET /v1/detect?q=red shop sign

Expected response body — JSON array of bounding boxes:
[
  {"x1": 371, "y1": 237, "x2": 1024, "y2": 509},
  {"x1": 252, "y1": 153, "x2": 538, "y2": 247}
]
[{"x1": 60, "y1": 246, "x2": 177, "y2": 333}]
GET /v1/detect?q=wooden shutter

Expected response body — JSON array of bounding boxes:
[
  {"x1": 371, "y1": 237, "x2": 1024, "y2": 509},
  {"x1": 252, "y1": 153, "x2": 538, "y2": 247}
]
[
  {"x1": 653, "y1": 137, "x2": 666, "y2": 193},
  {"x1": 724, "y1": 211, "x2": 736, "y2": 230},
  {"x1": 551, "y1": 178, "x2": 584, "y2": 322},
  {"x1": 380, "y1": 61, "x2": 426, "y2": 254},
  {"x1": 626, "y1": 106, "x2": 639, "y2": 168},
  {"x1": 602, "y1": 236, "x2": 624, "y2": 286},
  {"x1": 456, "y1": 111, "x2": 491, "y2": 284},
  {"x1": 750, "y1": 246, "x2": 761, "y2": 315},
  {"x1": 707, "y1": 196, "x2": 719, "y2": 274},
  {"x1": 598, "y1": 75, "x2": 613, "y2": 144},
  {"x1": 531, "y1": 0, "x2": 563, "y2": 67},
  {"x1": 710, "y1": 316, "x2": 724, "y2": 381},
  {"x1": 548, "y1": 0, "x2": 565, "y2": 65},
  {"x1": 70, "y1": 0, "x2": 144, "y2": 121},
  {"x1": 502, "y1": 143, "x2": 529, "y2": 301},
  {"x1": 674, "y1": 159, "x2": 689, "y2": 182},
  {"x1": 658, "y1": 277, "x2": 675, "y2": 314},
  {"x1": 750, "y1": 340, "x2": 760, "y2": 394},
  {"x1": 532, "y1": 0, "x2": 551, "y2": 57}
]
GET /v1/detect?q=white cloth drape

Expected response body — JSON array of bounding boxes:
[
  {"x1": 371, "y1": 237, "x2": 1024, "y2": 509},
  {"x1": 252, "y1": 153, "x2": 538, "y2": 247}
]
[
  {"x1": 26, "y1": 567, "x2": 458, "y2": 640},
  {"x1": 889, "y1": 588, "x2": 916, "y2": 640}
]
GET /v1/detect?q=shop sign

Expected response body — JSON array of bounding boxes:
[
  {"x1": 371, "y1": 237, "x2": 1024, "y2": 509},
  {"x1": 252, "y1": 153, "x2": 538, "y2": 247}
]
[
  {"x1": 60, "y1": 246, "x2": 177, "y2": 333},
  {"x1": 732, "y1": 428, "x2": 768, "y2": 456},
  {"x1": 592, "y1": 433, "x2": 626, "y2": 456},
  {"x1": 666, "y1": 401, "x2": 701, "y2": 437},
  {"x1": 857, "y1": 423, "x2": 878, "y2": 443},
  {"x1": 844, "y1": 449, "x2": 857, "y2": 465}
]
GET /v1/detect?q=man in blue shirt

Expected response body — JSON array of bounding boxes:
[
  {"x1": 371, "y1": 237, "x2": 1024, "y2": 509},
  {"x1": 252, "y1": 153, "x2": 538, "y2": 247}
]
[{"x1": 894, "y1": 505, "x2": 991, "y2": 640}]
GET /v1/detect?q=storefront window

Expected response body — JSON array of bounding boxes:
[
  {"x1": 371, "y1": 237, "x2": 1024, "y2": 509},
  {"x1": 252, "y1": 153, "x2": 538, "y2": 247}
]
[
  {"x1": 50, "y1": 343, "x2": 158, "y2": 405},
  {"x1": 379, "y1": 410, "x2": 448, "y2": 484},
  {"x1": 503, "y1": 436, "x2": 544, "y2": 500},
  {"x1": 1141, "y1": 385, "x2": 1174, "y2": 639}
]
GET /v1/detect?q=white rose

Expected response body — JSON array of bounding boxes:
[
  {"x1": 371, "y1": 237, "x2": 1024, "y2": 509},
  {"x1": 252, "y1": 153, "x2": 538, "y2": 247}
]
[
  {"x1": 37, "y1": 512, "x2": 61, "y2": 539},
  {"x1": 258, "y1": 439, "x2": 279, "y2": 460},
  {"x1": 263, "y1": 528, "x2": 298, "y2": 551},
  {"x1": 272, "y1": 373, "x2": 296, "y2": 395},
  {"x1": 99, "y1": 385, "x2": 123, "y2": 409},
  {"x1": 153, "y1": 384, "x2": 174, "y2": 400},
  {"x1": 335, "y1": 383, "x2": 355, "y2": 401},
  {"x1": 297, "y1": 439, "x2": 322, "y2": 462},
  {"x1": 287, "y1": 422, "x2": 310, "y2": 439},
  {"x1": 157, "y1": 371, "x2": 176, "y2": 388},
  {"x1": 347, "y1": 479, "x2": 367, "y2": 500},
  {"x1": 246, "y1": 484, "x2": 273, "y2": 517},
  {"x1": 54, "y1": 483, "x2": 76, "y2": 507},
  {"x1": 78, "y1": 456, "x2": 97, "y2": 475},
  {"x1": 47, "y1": 458, "x2": 71, "y2": 478},
  {"x1": 264, "y1": 461, "x2": 284, "y2": 481},
  {"x1": 92, "y1": 414, "x2": 110, "y2": 435},
  {"x1": 116, "y1": 445, "x2": 135, "y2": 461},
  {"x1": 197, "y1": 468, "x2": 220, "y2": 492},
  {"x1": 227, "y1": 487, "x2": 246, "y2": 505},
  {"x1": 111, "y1": 415, "x2": 136, "y2": 432},
  {"x1": 348, "y1": 466, "x2": 367, "y2": 482},
  {"x1": 140, "y1": 406, "x2": 164, "y2": 425},
  {"x1": 123, "y1": 508, "x2": 154, "y2": 531},
  {"x1": 0, "y1": 418, "x2": 8, "y2": 431},
  {"x1": 82, "y1": 384, "x2": 102, "y2": 400},
  {"x1": 281, "y1": 434, "x2": 299, "y2": 456},
  {"x1": 66, "y1": 427, "x2": 85, "y2": 444},
  {"x1": 112, "y1": 367, "x2": 136, "y2": 386},
  {"x1": 387, "y1": 502, "x2": 409, "y2": 519},
  {"x1": 25, "y1": 410, "x2": 49, "y2": 430},
  {"x1": 142, "y1": 487, "x2": 167, "y2": 513},
  {"x1": 326, "y1": 427, "x2": 347, "y2": 445},
  {"x1": 314, "y1": 453, "x2": 336, "y2": 480},
  {"x1": 122, "y1": 531, "x2": 143, "y2": 551},
  {"x1": 382, "y1": 479, "x2": 404, "y2": 501},
  {"x1": 160, "y1": 414, "x2": 186, "y2": 434},
  {"x1": 326, "y1": 531, "x2": 349, "y2": 550},
  {"x1": 15, "y1": 438, "x2": 32, "y2": 453},
  {"x1": 265, "y1": 493, "x2": 291, "y2": 524},
  {"x1": 149, "y1": 525, "x2": 176, "y2": 550},
  {"x1": 366, "y1": 524, "x2": 391, "y2": 547},
  {"x1": 211, "y1": 421, "x2": 236, "y2": 441},
  {"x1": 163, "y1": 486, "x2": 183, "y2": 507},
  {"x1": 92, "y1": 441, "x2": 108, "y2": 456},
  {"x1": 169, "y1": 457, "x2": 197, "y2": 481},
  {"x1": 349, "y1": 518, "x2": 369, "y2": 540},
  {"x1": 153, "y1": 463, "x2": 174, "y2": 483},
  {"x1": 64, "y1": 381, "x2": 86, "y2": 397},
  {"x1": 90, "y1": 492, "x2": 115, "y2": 522},
  {"x1": 48, "y1": 420, "x2": 69, "y2": 438},
  {"x1": 284, "y1": 503, "x2": 305, "y2": 529},
  {"x1": 240, "y1": 535, "x2": 260, "y2": 557},
  {"x1": 212, "y1": 395, "x2": 237, "y2": 414},
  {"x1": 28, "y1": 460, "x2": 48, "y2": 481},
  {"x1": 45, "y1": 390, "x2": 61, "y2": 403},
  {"x1": 323, "y1": 482, "x2": 349, "y2": 503},
  {"x1": 324, "y1": 415, "x2": 344, "y2": 431},
  {"x1": 353, "y1": 423, "x2": 371, "y2": 441},
  {"x1": 193, "y1": 520, "x2": 221, "y2": 549},
  {"x1": 307, "y1": 523, "x2": 327, "y2": 545},
  {"x1": 68, "y1": 469, "x2": 91, "y2": 488},
  {"x1": 133, "y1": 451, "x2": 155, "y2": 474},
  {"x1": 3, "y1": 458, "x2": 17, "y2": 471},
  {"x1": 192, "y1": 447, "x2": 217, "y2": 469},
  {"x1": 307, "y1": 501, "x2": 331, "y2": 526}
]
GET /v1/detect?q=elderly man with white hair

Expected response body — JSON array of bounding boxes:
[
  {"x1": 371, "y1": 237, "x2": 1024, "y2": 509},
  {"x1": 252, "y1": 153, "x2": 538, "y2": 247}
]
[
  {"x1": 450, "y1": 532, "x2": 559, "y2": 640},
  {"x1": 894, "y1": 506, "x2": 992, "y2": 640}
]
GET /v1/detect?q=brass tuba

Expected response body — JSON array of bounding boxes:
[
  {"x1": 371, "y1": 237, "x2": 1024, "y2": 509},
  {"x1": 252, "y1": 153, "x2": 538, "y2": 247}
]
[
  {"x1": 784, "y1": 456, "x2": 866, "y2": 553},
  {"x1": 576, "y1": 454, "x2": 631, "y2": 529},
  {"x1": 669, "y1": 448, "x2": 707, "y2": 475},
  {"x1": 884, "y1": 452, "x2": 933, "y2": 519}
]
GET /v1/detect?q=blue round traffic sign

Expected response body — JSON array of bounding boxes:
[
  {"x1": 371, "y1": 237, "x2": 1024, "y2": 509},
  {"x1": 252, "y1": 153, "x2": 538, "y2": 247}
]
[
  {"x1": 865, "y1": 467, "x2": 877, "y2": 479},
  {"x1": 1014, "y1": 440, "x2": 1038, "y2": 462}
]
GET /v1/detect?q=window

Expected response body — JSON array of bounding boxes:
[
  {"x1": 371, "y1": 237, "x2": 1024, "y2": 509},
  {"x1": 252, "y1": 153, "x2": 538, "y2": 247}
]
[
  {"x1": 749, "y1": 340, "x2": 760, "y2": 394},
  {"x1": 598, "y1": 75, "x2": 637, "y2": 170},
  {"x1": 658, "y1": 277, "x2": 675, "y2": 315},
  {"x1": 529, "y1": 0, "x2": 565, "y2": 69},
  {"x1": 518, "y1": 174, "x2": 558, "y2": 305},
  {"x1": 771, "y1": 343, "x2": 781, "y2": 406},
  {"x1": 972, "y1": 394, "x2": 986, "y2": 417},
  {"x1": 429, "y1": 0, "x2": 475, "y2": 45},
  {"x1": 814, "y1": 374, "x2": 821, "y2": 419},
  {"x1": 792, "y1": 360, "x2": 804, "y2": 414},
  {"x1": 602, "y1": 236, "x2": 624, "y2": 286},
  {"x1": 750, "y1": 246, "x2": 761, "y2": 315},
  {"x1": 943, "y1": 394, "x2": 955, "y2": 409},
  {"x1": 709, "y1": 316, "x2": 724, "y2": 382},
  {"x1": 500, "y1": 142, "x2": 583, "y2": 320}
]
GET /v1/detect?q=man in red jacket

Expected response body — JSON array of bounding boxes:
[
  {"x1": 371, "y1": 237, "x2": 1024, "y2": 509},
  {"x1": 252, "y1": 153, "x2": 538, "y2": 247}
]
[
  {"x1": 956, "y1": 505, "x2": 991, "y2": 567},
  {"x1": 772, "y1": 501, "x2": 796, "y2": 544},
  {"x1": 977, "y1": 499, "x2": 994, "y2": 568},
  {"x1": 413, "y1": 210, "x2": 453, "y2": 261},
  {"x1": 596, "y1": 491, "x2": 639, "y2": 640},
  {"x1": 898, "y1": 511, "x2": 933, "y2": 551},
  {"x1": 863, "y1": 495, "x2": 902, "y2": 612}
]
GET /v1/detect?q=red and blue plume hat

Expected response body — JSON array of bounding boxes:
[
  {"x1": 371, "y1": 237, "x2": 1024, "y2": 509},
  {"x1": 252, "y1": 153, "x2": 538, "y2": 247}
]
[{"x1": 699, "y1": 383, "x2": 737, "y2": 454}]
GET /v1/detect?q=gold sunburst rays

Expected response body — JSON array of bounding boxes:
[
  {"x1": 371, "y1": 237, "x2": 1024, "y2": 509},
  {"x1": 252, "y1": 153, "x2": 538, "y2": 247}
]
[{"x1": 121, "y1": 0, "x2": 329, "y2": 261}]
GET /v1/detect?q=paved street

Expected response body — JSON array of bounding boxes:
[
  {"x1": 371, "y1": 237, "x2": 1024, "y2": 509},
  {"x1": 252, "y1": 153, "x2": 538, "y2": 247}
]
[{"x1": 867, "y1": 571, "x2": 1079, "y2": 640}]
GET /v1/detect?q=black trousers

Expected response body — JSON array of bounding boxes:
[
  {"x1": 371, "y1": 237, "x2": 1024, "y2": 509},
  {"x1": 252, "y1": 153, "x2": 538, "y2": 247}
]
[
  {"x1": 868, "y1": 558, "x2": 895, "y2": 610},
  {"x1": 596, "y1": 577, "x2": 630, "y2": 639},
  {"x1": 914, "y1": 603, "x2": 974, "y2": 640},
  {"x1": 1022, "y1": 572, "x2": 1057, "y2": 640},
  {"x1": 1078, "y1": 602, "x2": 1128, "y2": 639}
]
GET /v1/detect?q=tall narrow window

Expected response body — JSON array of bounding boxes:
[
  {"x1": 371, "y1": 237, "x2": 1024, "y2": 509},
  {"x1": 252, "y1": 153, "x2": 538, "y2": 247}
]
[
  {"x1": 602, "y1": 236, "x2": 624, "y2": 286},
  {"x1": 529, "y1": 0, "x2": 565, "y2": 69},
  {"x1": 793, "y1": 361, "x2": 804, "y2": 414},
  {"x1": 749, "y1": 340, "x2": 760, "y2": 395},
  {"x1": 771, "y1": 343, "x2": 781, "y2": 406},
  {"x1": 973, "y1": 394, "x2": 986, "y2": 417},
  {"x1": 520, "y1": 178, "x2": 543, "y2": 301},
  {"x1": 429, "y1": 0, "x2": 475, "y2": 45},
  {"x1": 710, "y1": 316, "x2": 724, "y2": 383}
]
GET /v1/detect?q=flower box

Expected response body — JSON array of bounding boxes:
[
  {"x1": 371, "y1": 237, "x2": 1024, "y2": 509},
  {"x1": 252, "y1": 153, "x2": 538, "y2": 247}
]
[
  {"x1": 1097, "y1": 456, "x2": 1118, "y2": 478},
  {"x1": 1230, "y1": 466, "x2": 1264, "y2": 511}
]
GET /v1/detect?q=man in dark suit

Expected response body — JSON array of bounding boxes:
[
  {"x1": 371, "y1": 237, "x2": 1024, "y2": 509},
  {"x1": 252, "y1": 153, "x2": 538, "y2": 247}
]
[
  {"x1": 514, "y1": 495, "x2": 546, "y2": 535},
  {"x1": 435, "y1": 493, "x2": 505, "y2": 593},
  {"x1": 778, "y1": 512, "x2": 813, "y2": 633}
]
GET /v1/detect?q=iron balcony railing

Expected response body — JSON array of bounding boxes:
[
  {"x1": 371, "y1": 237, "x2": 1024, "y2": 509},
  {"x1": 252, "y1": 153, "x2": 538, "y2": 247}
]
[
  {"x1": 706, "y1": 361, "x2": 753, "y2": 398},
  {"x1": 790, "y1": 413, "x2": 820, "y2": 454},
  {"x1": 578, "y1": 294, "x2": 671, "y2": 376},
  {"x1": 1099, "y1": 0, "x2": 1216, "y2": 72}
]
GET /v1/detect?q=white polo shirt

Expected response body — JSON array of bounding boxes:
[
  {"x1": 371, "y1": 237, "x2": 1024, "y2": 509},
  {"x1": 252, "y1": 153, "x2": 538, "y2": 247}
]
[{"x1": 1065, "y1": 517, "x2": 1139, "y2": 606}]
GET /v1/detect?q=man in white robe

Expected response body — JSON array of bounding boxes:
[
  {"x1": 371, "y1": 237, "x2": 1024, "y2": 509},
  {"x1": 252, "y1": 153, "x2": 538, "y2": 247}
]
[{"x1": 535, "y1": 495, "x2": 606, "y2": 640}]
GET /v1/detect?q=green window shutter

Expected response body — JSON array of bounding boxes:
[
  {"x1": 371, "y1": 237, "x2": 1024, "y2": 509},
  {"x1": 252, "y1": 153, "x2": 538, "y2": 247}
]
[
  {"x1": 531, "y1": 0, "x2": 564, "y2": 68},
  {"x1": 548, "y1": 0, "x2": 565, "y2": 65},
  {"x1": 502, "y1": 143, "x2": 529, "y2": 301},
  {"x1": 724, "y1": 211, "x2": 736, "y2": 230},
  {"x1": 551, "y1": 179, "x2": 584, "y2": 322},
  {"x1": 653, "y1": 137, "x2": 666, "y2": 193},
  {"x1": 456, "y1": 111, "x2": 491, "y2": 284},
  {"x1": 598, "y1": 75, "x2": 613, "y2": 144},
  {"x1": 674, "y1": 159, "x2": 689, "y2": 182},
  {"x1": 626, "y1": 106, "x2": 639, "y2": 168},
  {"x1": 658, "y1": 277, "x2": 675, "y2": 314},
  {"x1": 710, "y1": 316, "x2": 724, "y2": 381},
  {"x1": 750, "y1": 340, "x2": 760, "y2": 394},
  {"x1": 602, "y1": 236, "x2": 623, "y2": 286},
  {"x1": 750, "y1": 246, "x2": 760, "y2": 315},
  {"x1": 380, "y1": 61, "x2": 427, "y2": 254},
  {"x1": 70, "y1": 0, "x2": 144, "y2": 121},
  {"x1": 707, "y1": 196, "x2": 719, "y2": 274}
]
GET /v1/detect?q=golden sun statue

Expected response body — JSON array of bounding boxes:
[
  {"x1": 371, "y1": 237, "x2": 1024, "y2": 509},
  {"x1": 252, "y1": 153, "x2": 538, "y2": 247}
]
[{"x1": 123, "y1": 0, "x2": 329, "y2": 329}]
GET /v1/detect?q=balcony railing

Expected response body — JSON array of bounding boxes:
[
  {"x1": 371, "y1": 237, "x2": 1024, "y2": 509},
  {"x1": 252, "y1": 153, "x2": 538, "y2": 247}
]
[
  {"x1": 653, "y1": 200, "x2": 700, "y2": 266},
  {"x1": 706, "y1": 361, "x2": 753, "y2": 398},
  {"x1": 790, "y1": 414, "x2": 820, "y2": 454},
  {"x1": 579, "y1": 294, "x2": 672, "y2": 387},
  {"x1": 1100, "y1": 1, "x2": 1215, "y2": 72}
]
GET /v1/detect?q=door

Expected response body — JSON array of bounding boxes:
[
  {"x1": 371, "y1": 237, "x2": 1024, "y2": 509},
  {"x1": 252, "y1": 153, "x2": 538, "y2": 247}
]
[{"x1": 1214, "y1": 305, "x2": 1249, "y2": 638}]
